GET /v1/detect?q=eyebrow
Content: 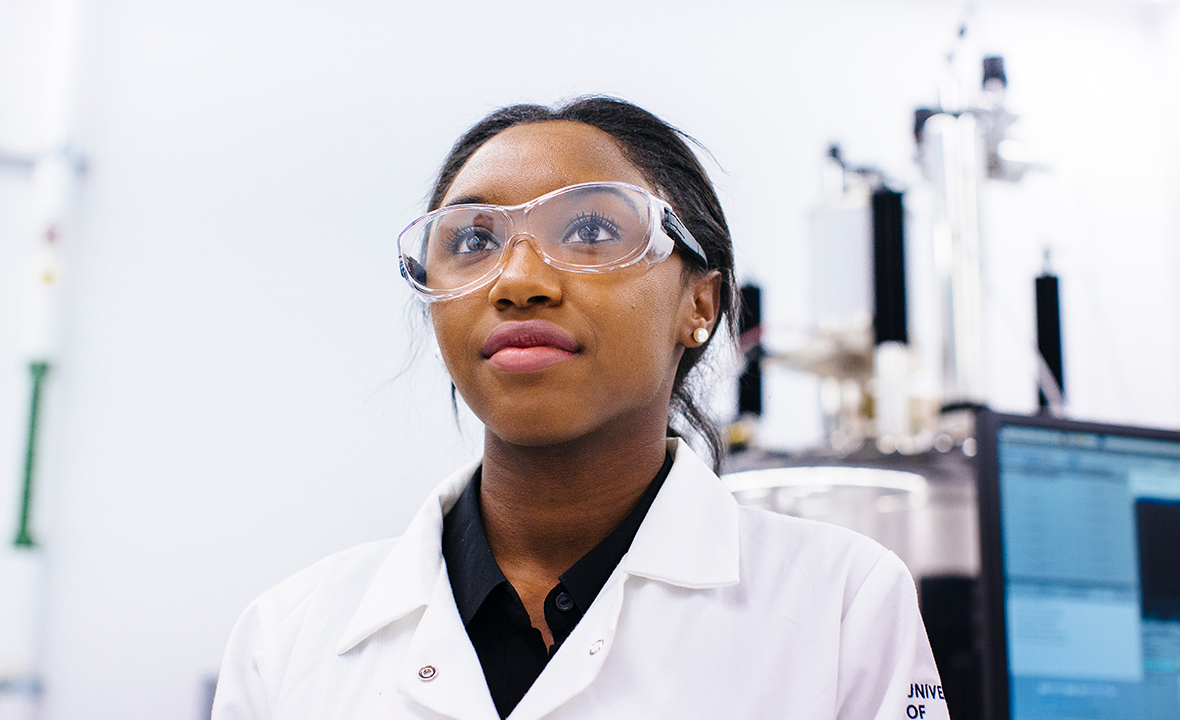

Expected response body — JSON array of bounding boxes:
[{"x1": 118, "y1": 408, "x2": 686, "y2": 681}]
[{"x1": 444, "y1": 195, "x2": 485, "y2": 208}]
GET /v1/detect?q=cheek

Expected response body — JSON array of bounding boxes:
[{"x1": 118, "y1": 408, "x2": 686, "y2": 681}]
[
  {"x1": 589, "y1": 276, "x2": 687, "y2": 384},
  {"x1": 429, "y1": 303, "x2": 474, "y2": 379},
  {"x1": 428, "y1": 309, "x2": 447, "y2": 360}
]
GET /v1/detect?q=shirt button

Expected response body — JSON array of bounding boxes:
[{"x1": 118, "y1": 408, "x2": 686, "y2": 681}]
[
  {"x1": 555, "y1": 591, "x2": 574, "y2": 612},
  {"x1": 589, "y1": 639, "x2": 604, "y2": 655},
  {"x1": 418, "y1": 665, "x2": 437, "y2": 681}
]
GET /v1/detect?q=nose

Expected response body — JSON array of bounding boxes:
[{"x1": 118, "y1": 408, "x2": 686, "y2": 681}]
[{"x1": 487, "y1": 235, "x2": 563, "y2": 309}]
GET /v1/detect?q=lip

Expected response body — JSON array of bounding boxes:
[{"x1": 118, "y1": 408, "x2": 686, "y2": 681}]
[{"x1": 481, "y1": 320, "x2": 580, "y2": 373}]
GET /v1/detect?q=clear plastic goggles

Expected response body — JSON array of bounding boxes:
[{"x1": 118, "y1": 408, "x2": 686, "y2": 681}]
[{"x1": 397, "y1": 181, "x2": 707, "y2": 302}]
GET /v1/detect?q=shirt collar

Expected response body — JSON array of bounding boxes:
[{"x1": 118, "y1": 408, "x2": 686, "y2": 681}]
[
  {"x1": 442, "y1": 450, "x2": 674, "y2": 627},
  {"x1": 440, "y1": 466, "x2": 506, "y2": 626},
  {"x1": 336, "y1": 438, "x2": 738, "y2": 655}
]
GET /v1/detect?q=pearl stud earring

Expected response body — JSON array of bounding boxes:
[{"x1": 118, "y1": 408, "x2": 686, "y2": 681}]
[{"x1": 693, "y1": 327, "x2": 709, "y2": 343}]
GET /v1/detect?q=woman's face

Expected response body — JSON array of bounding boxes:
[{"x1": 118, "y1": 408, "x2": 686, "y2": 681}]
[{"x1": 431, "y1": 120, "x2": 716, "y2": 449}]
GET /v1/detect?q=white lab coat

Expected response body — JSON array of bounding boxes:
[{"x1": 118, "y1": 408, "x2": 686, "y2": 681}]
[{"x1": 213, "y1": 439, "x2": 949, "y2": 720}]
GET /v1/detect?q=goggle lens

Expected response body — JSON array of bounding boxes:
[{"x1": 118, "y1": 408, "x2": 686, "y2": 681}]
[{"x1": 399, "y1": 183, "x2": 670, "y2": 301}]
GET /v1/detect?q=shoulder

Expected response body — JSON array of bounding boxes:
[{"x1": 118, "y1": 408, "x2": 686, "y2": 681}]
[
  {"x1": 735, "y1": 504, "x2": 891, "y2": 568},
  {"x1": 213, "y1": 538, "x2": 408, "y2": 720},
  {"x1": 735, "y1": 506, "x2": 906, "y2": 616},
  {"x1": 238, "y1": 538, "x2": 401, "y2": 647}
]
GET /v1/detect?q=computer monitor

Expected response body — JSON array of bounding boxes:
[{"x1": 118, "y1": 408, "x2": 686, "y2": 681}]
[{"x1": 976, "y1": 410, "x2": 1180, "y2": 720}]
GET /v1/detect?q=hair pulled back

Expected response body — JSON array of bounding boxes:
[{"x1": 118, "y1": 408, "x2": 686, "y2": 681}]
[{"x1": 428, "y1": 97, "x2": 737, "y2": 473}]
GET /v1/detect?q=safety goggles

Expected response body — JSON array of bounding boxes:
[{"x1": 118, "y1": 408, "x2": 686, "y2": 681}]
[{"x1": 397, "y1": 181, "x2": 708, "y2": 302}]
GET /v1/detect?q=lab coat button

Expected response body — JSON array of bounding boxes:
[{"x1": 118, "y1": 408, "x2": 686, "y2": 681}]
[
  {"x1": 555, "y1": 592, "x2": 574, "y2": 611},
  {"x1": 418, "y1": 665, "x2": 437, "y2": 681},
  {"x1": 589, "y1": 639, "x2": 604, "y2": 655}
]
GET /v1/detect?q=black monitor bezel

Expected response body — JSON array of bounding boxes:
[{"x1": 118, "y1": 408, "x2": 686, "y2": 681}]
[{"x1": 975, "y1": 409, "x2": 1180, "y2": 720}]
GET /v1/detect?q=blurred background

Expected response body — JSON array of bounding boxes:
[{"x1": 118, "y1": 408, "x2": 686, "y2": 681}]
[{"x1": 1, "y1": 0, "x2": 1178, "y2": 718}]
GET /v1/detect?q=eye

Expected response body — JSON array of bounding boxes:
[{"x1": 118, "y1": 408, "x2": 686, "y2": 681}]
[
  {"x1": 563, "y1": 212, "x2": 621, "y2": 245},
  {"x1": 445, "y1": 226, "x2": 500, "y2": 255}
]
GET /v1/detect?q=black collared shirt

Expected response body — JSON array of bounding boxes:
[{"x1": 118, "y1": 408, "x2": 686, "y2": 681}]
[{"x1": 441, "y1": 451, "x2": 673, "y2": 719}]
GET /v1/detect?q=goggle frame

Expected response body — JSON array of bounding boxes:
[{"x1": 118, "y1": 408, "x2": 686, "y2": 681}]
[{"x1": 397, "y1": 181, "x2": 708, "y2": 303}]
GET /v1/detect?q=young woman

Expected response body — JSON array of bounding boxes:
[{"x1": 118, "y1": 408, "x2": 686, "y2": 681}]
[{"x1": 213, "y1": 98, "x2": 948, "y2": 720}]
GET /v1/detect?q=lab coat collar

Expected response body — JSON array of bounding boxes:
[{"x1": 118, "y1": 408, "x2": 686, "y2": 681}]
[
  {"x1": 336, "y1": 458, "x2": 479, "y2": 655},
  {"x1": 622, "y1": 438, "x2": 740, "y2": 589},
  {"x1": 335, "y1": 438, "x2": 739, "y2": 655}
]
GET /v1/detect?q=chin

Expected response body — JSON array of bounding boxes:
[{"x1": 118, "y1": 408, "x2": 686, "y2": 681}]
[
  {"x1": 482, "y1": 419, "x2": 591, "y2": 449},
  {"x1": 462, "y1": 387, "x2": 587, "y2": 443}
]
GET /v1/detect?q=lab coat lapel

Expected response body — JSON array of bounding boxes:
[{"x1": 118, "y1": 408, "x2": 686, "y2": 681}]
[
  {"x1": 506, "y1": 566, "x2": 628, "y2": 720},
  {"x1": 337, "y1": 459, "x2": 479, "y2": 655},
  {"x1": 396, "y1": 568, "x2": 500, "y2": 720}
]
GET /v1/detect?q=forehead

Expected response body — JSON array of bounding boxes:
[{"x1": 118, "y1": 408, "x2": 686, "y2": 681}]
[{"x1": 442, "y1": 121, "x2": 653, "y2": 207}]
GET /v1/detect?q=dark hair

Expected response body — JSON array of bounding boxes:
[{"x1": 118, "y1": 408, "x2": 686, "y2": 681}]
[{"x1": 428, "y1": 97, "x2": 738, "y2": 472}]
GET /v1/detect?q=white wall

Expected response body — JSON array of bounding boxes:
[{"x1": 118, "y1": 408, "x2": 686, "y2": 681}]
[{"x1": 0, "y1": 0, "x2": 1177, "y2": 718}]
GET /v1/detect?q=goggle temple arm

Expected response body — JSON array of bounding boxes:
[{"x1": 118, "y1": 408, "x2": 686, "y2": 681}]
[{"x1": 661, "y1": 207, "x2": 709, "y2": 269}]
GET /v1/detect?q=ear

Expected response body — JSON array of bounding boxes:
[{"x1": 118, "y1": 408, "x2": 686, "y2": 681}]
[{"x1": 680, "y1": 270, "x2": 723, "y2": 347}]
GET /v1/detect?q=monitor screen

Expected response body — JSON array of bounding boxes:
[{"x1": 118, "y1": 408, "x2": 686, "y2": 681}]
[{"x1": 976, "y1": 411, "x2": 1180, "y2": 720}]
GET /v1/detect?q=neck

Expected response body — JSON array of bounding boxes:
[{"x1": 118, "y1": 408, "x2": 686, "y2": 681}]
[{"x1": 479, "y1": 424, "x2": 669, "y2": 580}]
